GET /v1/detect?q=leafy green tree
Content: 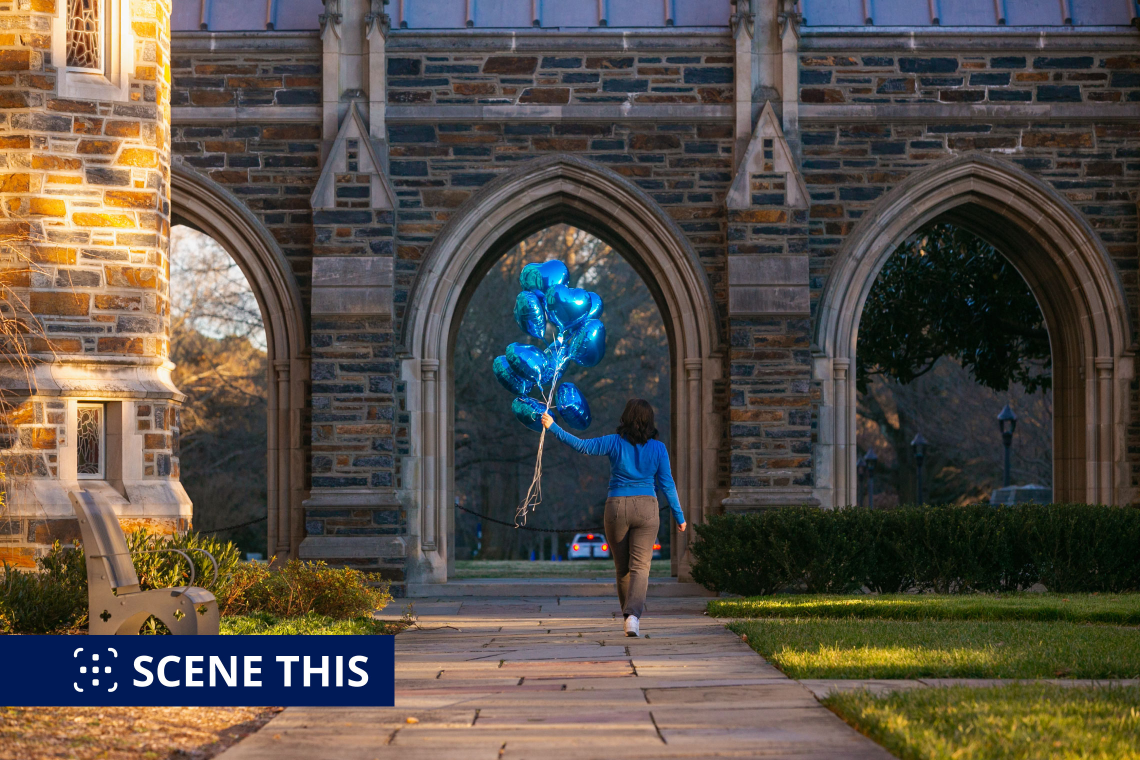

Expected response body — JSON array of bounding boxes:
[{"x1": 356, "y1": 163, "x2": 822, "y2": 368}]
[{"x1": 857, "y1": 223, "x2": 1050, "y2": 395}]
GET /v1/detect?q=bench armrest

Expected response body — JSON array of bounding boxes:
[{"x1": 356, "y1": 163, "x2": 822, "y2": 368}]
[
  {"x1": 132, "y1": 548, "x2": 196, "y2": 596},
  {"x1": 185, "y1": 548, "x2": 219, "y2": 589}
]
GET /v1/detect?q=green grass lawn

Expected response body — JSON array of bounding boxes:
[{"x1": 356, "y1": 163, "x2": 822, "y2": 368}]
[
  {"x1": 728, "y1": 618, "x2": 1140, "y2": 679},
  {"x1": 453, "y1": 559, "x2": 671, "y2": 579},
  {"x1": 710, "y1": 593, "x2": 1140, "y2": 625},
  {"x1": 220, "y1": 612, "x2": 401, "y2": 635},
  {"x1": 825, "y1": 683, "x2": 1140, "y2": 760}
]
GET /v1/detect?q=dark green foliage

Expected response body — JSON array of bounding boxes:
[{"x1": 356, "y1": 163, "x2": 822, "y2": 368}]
[
  {"x1": 0, "y1": 543, "x2": 88, "y2": 633},
  {"x1": 857, "y1": 223, "x2": 1051, "y2": 393},
  {"x1": 691, "y1": 505, "x2": 1140, "y2": 596}
]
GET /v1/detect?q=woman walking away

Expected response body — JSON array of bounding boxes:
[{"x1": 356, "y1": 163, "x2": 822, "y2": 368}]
[{"x1": 541, "y1": 398, "x2": 686, "y2": 637}]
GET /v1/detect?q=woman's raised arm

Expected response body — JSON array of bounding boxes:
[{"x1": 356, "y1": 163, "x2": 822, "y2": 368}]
[{"x1": 541, "y1": 413, "x2": 613, "y2": 456}]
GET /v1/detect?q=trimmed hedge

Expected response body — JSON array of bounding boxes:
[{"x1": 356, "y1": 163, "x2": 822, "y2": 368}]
[{"x1": 690, "y1": 504, "x2": 1140, "y2": 596}]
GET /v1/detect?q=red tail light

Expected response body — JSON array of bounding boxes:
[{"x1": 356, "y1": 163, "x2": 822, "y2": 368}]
[
  {"x1": 586, "y1": 534, "x2": 595, "y2": 539},
  {"x1": 653, "y1": 543, "x2": 661, "y2": 550},
  {"x1": 601, "y1": 544, "x2": 608, "y2": 551},
  {"x1": 572, "y1": 544, "x2": 580, "y2": 551}
]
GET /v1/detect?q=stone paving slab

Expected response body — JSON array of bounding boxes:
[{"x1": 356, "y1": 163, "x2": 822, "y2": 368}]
[{"x1": 217, "y1": 596, "x2": 895, "y2": 760}]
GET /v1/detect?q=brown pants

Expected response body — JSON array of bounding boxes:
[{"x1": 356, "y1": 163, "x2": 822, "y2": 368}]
[{"x1": 604, "y1": 495, "x2": 660, "y2": 619}]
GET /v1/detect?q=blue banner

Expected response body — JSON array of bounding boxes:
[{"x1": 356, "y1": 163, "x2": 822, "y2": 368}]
[{"x1": 4, "y1": 636, "x2": 395, "y2": 706}]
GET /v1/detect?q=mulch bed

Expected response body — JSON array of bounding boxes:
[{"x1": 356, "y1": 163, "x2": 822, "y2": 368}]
[{"x1": 0, "y1": 705, "x2": 283, "y2": 760}]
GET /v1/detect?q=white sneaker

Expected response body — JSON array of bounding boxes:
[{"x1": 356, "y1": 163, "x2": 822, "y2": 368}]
[{"x1": 624, "y1": 615, "x2": 640, "y2": 637}]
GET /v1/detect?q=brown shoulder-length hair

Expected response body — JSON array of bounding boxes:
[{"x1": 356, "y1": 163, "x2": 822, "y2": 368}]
[{"x1": 616, "y1": 399, "x2": 658, "y2": 446}]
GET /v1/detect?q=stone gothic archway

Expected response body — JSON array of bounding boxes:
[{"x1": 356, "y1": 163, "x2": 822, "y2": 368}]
[
  {"x1": 399, "y1": 154, "x2": 723, "y2": 585},
  {"x1": 170, "y1": 163, "x2": 310, "y2": 559},
  {"x1": 815, "y1": 153, "x2": 1134, "y2": 508}
]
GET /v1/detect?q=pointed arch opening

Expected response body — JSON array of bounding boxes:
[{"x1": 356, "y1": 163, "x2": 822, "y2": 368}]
[
  {"x1": 815, "y1": 154, "x2": 1133, "y2": 508},
  {"x1": 170, "y1": 164, "x2": 309, "y2": 559},
  {"x1": 399, "y1": 155, "x2": 722, "y2": 585}
]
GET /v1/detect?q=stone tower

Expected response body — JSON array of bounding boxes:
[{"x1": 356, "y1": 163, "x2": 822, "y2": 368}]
[{"x1": 0, "y1": 0, "x2": 181, "y2": 567}]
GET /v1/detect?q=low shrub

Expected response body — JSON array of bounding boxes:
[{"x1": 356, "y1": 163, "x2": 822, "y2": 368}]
[
  {"x1": 218, "y1": 560, "x2": 391, "y2": 620},
  {"x1": 0, "y1": 544, "x2": 88, "y2": 633},
  {"x1": 1, "y1": 531, "x2": 391, "y2": 634},
  {"x1": 691, "y1": 504, "x2": 1140, "y2": 596}
]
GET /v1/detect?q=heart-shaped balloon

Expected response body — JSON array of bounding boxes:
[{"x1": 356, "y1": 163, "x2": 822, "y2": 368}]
[
  {"x1": 493, "y1": 355, "x2": 531, "y2": 395},
  {"x1": 520, "y1": 260, "x2": 569, "y2": 294},
  {"x1": 555, "y1": 382, "x2": 591, "y2": 430},
  {"x1": 505, "y1": 342, "x2": 548, "y2": 384},
  {"x1": 569, "y1": 319, "x2": 606, "y2": 367},
  {"x1": 545, "y1": 284, "x2": 592, "y2": 331},
  {"x1": 512, "y1": 396, "x2": 546, "y2": 431},
  {"x1": 587, "y1": 292, "x2": 603, "y2": 320},
  {"x1": 514, "y1": 291, "x2": 546, "y2": 340}
]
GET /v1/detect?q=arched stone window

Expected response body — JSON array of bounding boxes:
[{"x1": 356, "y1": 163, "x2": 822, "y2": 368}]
[
  {"x1": 66, "y1": 0, "x2": 103, "y2": 72},
  {"x1": 53, "y1": 0, "x2": 132, "y2": 100}
]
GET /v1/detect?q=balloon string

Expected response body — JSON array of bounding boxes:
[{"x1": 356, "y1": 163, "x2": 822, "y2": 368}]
[{"x1": 515, "y1": 368, "x2": 561, "y2": 527}]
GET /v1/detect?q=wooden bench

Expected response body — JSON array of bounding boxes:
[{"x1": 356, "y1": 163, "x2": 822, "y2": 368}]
[{"x1": 69, "y1": 490, "x2": 220, "y2": 635}]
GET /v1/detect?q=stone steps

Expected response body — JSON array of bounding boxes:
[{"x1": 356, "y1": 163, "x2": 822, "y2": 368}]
[{"x1": 405, "y1": 577, "x2": 717, "y2": 598}]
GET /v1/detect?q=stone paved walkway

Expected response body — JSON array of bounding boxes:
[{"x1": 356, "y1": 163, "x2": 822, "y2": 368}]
[{"x1": 218, "y1": 596, "x2": 893, "y2": 760}]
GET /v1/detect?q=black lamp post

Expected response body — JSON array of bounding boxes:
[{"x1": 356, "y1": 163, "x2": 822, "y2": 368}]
[
  {"x1": 863, "y1": 448, "x2": 877, "y2": 509},
  {"x1": 998, "y1": 404, "x2": 1017, "y2": 489},
  {"x1": 911, "y1": 433, "x2": 928, "y2": 504}
]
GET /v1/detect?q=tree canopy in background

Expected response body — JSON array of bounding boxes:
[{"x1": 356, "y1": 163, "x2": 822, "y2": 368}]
[
  {"x1": 453, "y1": 225, "x2": 670, "y2": 559},
  {"x1": 855, "y1": 221, "x2": 1053, "y2": 507},
  {"x1": 856, "y1": 223, "x2": 1051, "y2": 394},
  {"x1": 169, "y1": 226, "x2": 268, "y2": 555}
]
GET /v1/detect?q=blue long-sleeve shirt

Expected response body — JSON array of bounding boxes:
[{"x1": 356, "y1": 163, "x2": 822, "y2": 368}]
[{"x1": 547, "y1": 422, "x2": 686, "y2": 525}]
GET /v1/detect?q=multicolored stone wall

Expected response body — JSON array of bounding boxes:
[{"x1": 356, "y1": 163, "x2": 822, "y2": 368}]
[
  {"x1": 0, "y1": 0, "x2": 181, "y2": 566},
  {"x1": 384, "y1": 50, "x2": 734, "y2": 107},
  {"x1": 0, "y1": 0, "x2": 173, "y2": 361}
]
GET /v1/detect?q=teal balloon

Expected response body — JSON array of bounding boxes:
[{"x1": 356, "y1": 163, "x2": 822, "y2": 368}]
[
  {"x1": 545, "y1": 284, "x2": 592, "y2": 331},
  {"x1": 514, "y1": 291, "x2": 547, "y2": 340},
  {"x1": 569, "y1": 319, "x2": 606, "y2": 367},
  {"x1": 555, "y1": 382, "x2": 591, "y2": 430},
  {"x1": 493, "y1": 355, "x2": 531, "y2": 395},
  {"x1": 520, "y1": 260, "x2": 569, "y2": 294},
  {"x1": 587, "y1": 292, "x2": 603, "y2": 320},
  {"x1": 505, "y1": 342, "x2": 547, "y2": 384},
  {"x1": 519, "y1": 258, "x2": 567, "y2": 293},
  {"x1": 519, "y1": 263, "x2": 541, "y2": 292},
  {"x1": 512, "y1": 396, "x2": 546, "y2": 431}
]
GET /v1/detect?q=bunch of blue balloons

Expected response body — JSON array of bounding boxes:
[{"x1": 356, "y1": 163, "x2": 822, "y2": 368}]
[{"x1": 492, "y1": 259, "x2": 607, "y2": 432}]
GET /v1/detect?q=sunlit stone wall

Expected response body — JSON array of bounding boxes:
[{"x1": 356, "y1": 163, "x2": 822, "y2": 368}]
[{"x1": 0, "y1": 0, "x2": 183, "y2": 567}]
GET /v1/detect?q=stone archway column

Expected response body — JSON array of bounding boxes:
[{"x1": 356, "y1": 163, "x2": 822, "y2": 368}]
[{"x1": 420, "y1": 358, "x2": 441, "y2": 554}]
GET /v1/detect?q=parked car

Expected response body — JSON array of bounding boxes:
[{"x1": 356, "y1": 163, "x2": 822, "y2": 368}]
[
  {"x1": 569, "y1": 532, "x2": 608, "y2": 559},
  {"x1": 569, "y1": 533, "x2": 664, "y2": 560}
]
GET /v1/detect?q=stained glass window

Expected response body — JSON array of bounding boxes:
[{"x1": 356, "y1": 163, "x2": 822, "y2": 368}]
[
  {"x1": 66, "y1": 0, "x2": 102, "y2": 72},
  {"x1": 77, "y1": 404, "x2": 103, "y2": 478}
]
